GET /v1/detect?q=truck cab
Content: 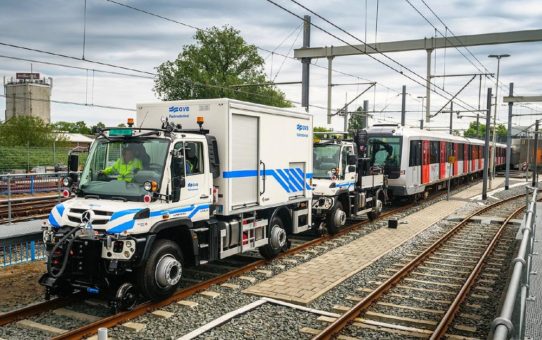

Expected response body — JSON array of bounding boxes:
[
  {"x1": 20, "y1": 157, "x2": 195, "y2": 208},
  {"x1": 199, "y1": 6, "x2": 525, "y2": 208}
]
[
  {"x1": 40, "y1": 98, "x2": 313, "y2": 311},
  {"x1": 311, "y1": 131, "x2": 386, "y2": 234}
]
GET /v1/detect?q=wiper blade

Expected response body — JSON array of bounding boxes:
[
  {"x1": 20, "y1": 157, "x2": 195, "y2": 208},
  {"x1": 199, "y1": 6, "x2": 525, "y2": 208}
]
[
  {"x1": 111, "y1": 196, "x2": 128, "y2": 202},
  {"x1": 84, "y1": 194, "x2": 100, "y2": 199}
]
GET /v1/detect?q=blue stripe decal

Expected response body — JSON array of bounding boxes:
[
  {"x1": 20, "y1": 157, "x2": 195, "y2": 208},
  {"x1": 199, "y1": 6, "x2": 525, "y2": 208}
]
[
  {"x1": 48, "y1": 214, "x2": 60, "y2": 228},
  {"x1": 335, "y1": 181, "x2": 356, "y2": 188},
  {"x1": 266, "y1": 170, "x2": 291, "y2": 193},
  {"x1": 111, "y1": 208, "x2": 142, "y2": 221},
  {"x1": 287, "y1": 169, "x2": 304, "y2": 191},
  {"x1": 294, "y1": 168, "x2": 312, "y2": 190},
  {"x1": 150, "y1": 205, "x2": 194, "y2": 217},
  {"x1": 276, "y1": 169, "x2": 297, "y2": 192},
  {"x1": 188, "y1": 204, "x2": 210, "y2": 218},
  {"x1": 107, "y1": 220, "x2": 135, "y2": 234},
  {"x1": 290, "y1": 169, "x2": 307, "y2": 190},
  {"x1": 306, "y1": 172, "x2": 313, "y2": 179},
  {"x1": 271, "y1": 169, "x2": 292, "y2": 193},
  {"x1": 223, "y1": 170, "x2": 258, "y2": 178},
  {"x1": 56, "y1": 204, "x2": 65, "y2": 217}
]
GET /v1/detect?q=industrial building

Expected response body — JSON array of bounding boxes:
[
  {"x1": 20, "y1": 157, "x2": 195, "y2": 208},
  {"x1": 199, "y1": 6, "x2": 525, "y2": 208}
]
[{"x1": 3, "y1": 73, "x2": 52, "y2": 123}]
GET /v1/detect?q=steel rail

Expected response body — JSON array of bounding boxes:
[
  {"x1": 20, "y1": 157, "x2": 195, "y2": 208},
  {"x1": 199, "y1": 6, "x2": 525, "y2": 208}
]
[
  {"x1": 312, "y1": 193, "x2": 524, "y2": 340},
  {"x1": 430, "y1": 204, "x2": 526, "y2": 339},
  {"x1": 0, "y1": 296, "x2": 76, "y2": 326}
]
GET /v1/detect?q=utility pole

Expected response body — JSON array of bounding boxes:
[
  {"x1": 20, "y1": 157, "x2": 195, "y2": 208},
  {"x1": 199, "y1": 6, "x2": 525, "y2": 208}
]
[
  {"x1": 488, "y1": 54, "x2": 510, "y2": 181},
  {"x1": 533, "y1": 119, "x2": 539, "y2": 187},
  {"x1": 449, "y1": 101, "x2": 454, "y2": 135},
  {"x1": 363, "y1": 100, "x2": 369, "y2": 129},
  {"x1": 343, "y1": 93, "x2": 349, "y2": 132},
  {"x1": 326, "y1": 55, "x2": 333, "y2": 124},
  {"x1": 482, "y1": 88, "x2": 492, "y2": 200},
  {"x1": 401, "y1": 85, "x2": 406, "y2": 126},
  {"x1": 425, "y1": 49, "x2": 432, "y2": 123},
  {"x1": 417, "y1": 96, "x2": 426, "y2": 130},
  {"x1": 301, "y1": 15, "x2": 311, "y2": 111},
  {"x1": 505, "y1": 82, "x2": 513, "y2": 190}
]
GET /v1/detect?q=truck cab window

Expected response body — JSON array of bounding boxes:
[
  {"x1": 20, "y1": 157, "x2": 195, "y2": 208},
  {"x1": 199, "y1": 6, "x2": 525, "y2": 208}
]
[{"x1": 174, "y1": 141, "x2": 204, "y2": 176}]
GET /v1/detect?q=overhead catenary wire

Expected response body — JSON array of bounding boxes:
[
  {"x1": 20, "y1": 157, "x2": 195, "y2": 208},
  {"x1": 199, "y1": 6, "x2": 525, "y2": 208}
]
[
  {"x1": 103, "y1": 0, "x2": 404, "y2": 94},
  {"x1": 268, "y1": 0, "x2": 479, "y2": 113},
  {"x1": 0, "y1": 94, "x2": 135, "y2": 111}
]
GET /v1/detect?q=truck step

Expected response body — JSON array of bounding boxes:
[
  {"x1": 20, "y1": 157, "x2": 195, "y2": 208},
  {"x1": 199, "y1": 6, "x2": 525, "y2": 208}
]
[
  {"x1": 199, "y1": 243, "x2": 209, "y2": 248},
  {"x1": 192, "y1": 227, "x2": 209, "y2": 232}
]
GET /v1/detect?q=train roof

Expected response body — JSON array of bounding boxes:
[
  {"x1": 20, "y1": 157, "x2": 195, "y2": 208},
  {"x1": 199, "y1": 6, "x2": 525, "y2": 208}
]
[{"x1": 366, "y1": 124, "x2": 506, "y2": 148}]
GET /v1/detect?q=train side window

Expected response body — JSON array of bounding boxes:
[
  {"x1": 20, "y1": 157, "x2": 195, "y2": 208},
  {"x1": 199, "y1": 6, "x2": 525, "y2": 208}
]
[
  {"x1": 458, "y1": 144, "x2": 463, "y2": 161},
  {"x1": 430, "y1": 141, "x2": 439, "y2": 164},
  {"x1": 409, "y1": 140, "x2": 421, "y2": 166}
]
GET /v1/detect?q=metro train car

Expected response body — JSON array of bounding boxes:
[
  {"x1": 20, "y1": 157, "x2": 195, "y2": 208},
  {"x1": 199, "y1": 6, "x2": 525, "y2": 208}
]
[{"x1": 365, "y1": 124, "x2": 506, "y2": 199}]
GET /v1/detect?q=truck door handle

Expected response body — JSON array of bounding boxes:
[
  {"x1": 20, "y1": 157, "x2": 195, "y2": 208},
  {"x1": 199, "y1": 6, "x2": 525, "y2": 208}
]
[
  {"x1": 260, "y1": 161, "x2": 266, "y2": 195},
  {"x1": 200, "y1": 195, "x2": 209, "y2": 199}
]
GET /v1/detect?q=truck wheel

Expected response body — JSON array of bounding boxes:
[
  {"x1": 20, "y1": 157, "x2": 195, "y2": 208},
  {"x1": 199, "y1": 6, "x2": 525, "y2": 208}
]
[
  {"x1": 259, "y1": 216, "x2": 287, "y2": 259},
  {"x1": 367, "y1": 199, "x2": 383, "y2": 221},
  {"x1": 136, "y1": 239, "x2": 183, "y2": 300},
  {"x1": 326, "y1": 202, "x2": 346, "y2": 235}
]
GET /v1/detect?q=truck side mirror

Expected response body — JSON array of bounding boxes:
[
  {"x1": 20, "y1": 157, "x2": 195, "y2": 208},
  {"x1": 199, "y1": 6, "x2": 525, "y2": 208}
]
[
  {"x1": 347, "y1": 154, "x2": 357, "y2": 165},
  {"x1": 68, "y1": 154, "x2": 79, "y2": 172},
  {"x1": 170, "y1": 153, "x2": 185, "y2": 202}
]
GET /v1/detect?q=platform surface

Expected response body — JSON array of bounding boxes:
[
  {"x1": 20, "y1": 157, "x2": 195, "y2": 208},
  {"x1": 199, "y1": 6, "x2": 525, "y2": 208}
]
[
  {"x1": 244, "y1": 178, "x2": 507, "y2": 305},
  {"x1": 525, "y1": 202, "x2": 542, "y2": 339},
  {"x1": 0, "y1": 219, "x2": 43, "y2": 239}
]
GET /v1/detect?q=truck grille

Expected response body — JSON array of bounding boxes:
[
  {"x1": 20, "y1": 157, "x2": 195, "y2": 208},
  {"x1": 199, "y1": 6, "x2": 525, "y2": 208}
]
[{"x1": 67, "y1": 208, "x2": 113, "y2": 225}]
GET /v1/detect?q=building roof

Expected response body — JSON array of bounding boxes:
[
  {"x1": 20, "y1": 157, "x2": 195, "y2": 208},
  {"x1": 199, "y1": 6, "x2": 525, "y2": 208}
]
[{"x1": 55, "y1": 132, "x2": 94, "y2": 144}]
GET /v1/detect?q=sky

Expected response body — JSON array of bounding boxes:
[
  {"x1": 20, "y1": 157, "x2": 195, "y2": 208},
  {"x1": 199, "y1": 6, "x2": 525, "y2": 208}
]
[{"x1": 1, "y1": 0, "x2": 542, "y2": 132}]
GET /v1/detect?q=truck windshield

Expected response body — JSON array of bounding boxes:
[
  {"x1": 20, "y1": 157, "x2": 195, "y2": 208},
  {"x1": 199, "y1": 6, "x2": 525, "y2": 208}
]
[
  {"x1": 313, "y1": 144, "x2": 341, "y2": 179},
  {"x1": 367, "y1": 136, "x2": 401, "y2": 168},
  {"x1": 79, "y1": 138, "x2": 170, "y2": 201}
]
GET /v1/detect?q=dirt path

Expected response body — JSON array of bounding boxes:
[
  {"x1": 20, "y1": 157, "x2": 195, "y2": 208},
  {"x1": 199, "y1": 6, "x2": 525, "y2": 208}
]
[{"x1": 0, "y1": 261, "x2": 45, "y2": 313}]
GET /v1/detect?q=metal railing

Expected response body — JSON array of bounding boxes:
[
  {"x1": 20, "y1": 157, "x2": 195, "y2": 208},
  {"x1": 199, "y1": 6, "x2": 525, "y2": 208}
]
[
  {"x1": 490, "y1": 186, "x2": 538, "y2": 340},
  {"x1": 0, "y1": 172, "x2": 68, "y2": 224},
  {"x1": 1, "y1": 233, "x2": 46, "y2": 267}
]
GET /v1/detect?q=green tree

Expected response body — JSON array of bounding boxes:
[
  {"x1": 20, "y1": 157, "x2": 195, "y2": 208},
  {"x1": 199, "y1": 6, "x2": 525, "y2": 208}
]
[
  {"x1": 155, "y1": 26, "x2": 291, "y2": 107},
  {"x1": 91, "y1": 122, "x2": 106, "y2": 134},
  {"x1": 348, "y1": 106, "x2": 368, "y2": 131},
  {"x1": 0, "y1": 116, "x2": 62, "y2": 147},
  {"x1": 463, "y1": 121, "x2": 507, "y2": 139},
  {"x1": 51, "y1": 121, "x2": 92, "y2": 134}
]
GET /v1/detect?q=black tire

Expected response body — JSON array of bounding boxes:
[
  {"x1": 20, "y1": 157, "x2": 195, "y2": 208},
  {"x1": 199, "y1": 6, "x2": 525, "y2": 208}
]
[
  {"x1": 259, "y1": 216, "x2": 288, "y2": 259},
  {"x1": 326, "y1": 201, "x2": 346, "y2": 235},
  {"x1": 136, "y1": 239, "x2": 183, "y2": 300}
]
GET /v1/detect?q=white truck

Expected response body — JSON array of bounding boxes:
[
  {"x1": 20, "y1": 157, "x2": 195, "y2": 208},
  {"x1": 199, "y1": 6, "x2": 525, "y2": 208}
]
[
  {"x1": 311, "y1": 130, "x2": 387, "y2": 234},
  {"x1": 40, "y1": 99, "x2": 313, "y2": 310}
]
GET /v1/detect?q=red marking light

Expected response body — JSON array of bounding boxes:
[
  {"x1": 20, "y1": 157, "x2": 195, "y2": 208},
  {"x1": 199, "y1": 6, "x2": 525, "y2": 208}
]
[
  {"x1": 62, "y1": 189, "x2": 70, "y2": 198},
  {"x1": 143, "y1": 194, "x2": 151, "y2": 203}
]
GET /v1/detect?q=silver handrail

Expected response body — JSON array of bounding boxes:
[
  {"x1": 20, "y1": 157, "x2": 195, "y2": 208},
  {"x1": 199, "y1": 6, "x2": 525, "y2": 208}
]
[{"x1": 491, "y1": 186, "x2": 538, "y2": 340}]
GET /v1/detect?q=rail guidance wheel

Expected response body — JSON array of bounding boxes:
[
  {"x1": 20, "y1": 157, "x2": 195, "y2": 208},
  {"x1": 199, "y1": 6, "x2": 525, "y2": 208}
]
[
  {"x1": 367, "y1": 199, "x2": 382, "y2": 221},
  {"x1": 326, "y1": 201, "x2": 346, "y2": 234},
  {"x1": 136, "y1": 239, "x2": 183, "y2": 300},
  {"x1": 259, "y1": 216, "x2": 287, "y2": 259}
]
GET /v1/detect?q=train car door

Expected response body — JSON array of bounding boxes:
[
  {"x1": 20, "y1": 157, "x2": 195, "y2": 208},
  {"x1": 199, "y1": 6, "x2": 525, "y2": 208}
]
[
  {"x1": 440, "y1": 141, "x2": 446, "y2": 179},
  {"x1": 453, "y1": 143, "x2": 458, "y2": 176},
  {"x1": 472, "y1": 145, "x2": 477, "y2": 171},
  {"x1": 463, "y1": 144, "x2": 468, "y2": 174},
  {"x1": 422, "y1": 140, "x2": 430, "y2": 184},
  {"x1": 409, "y1": 140, "x2": 422, "y2": 187}
]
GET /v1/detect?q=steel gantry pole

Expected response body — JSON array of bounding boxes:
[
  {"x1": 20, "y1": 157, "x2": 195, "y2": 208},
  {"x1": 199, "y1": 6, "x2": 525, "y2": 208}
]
[
  {"x1": 363, "y1": 100, "x2": 369, "y2": 128},
  {"x1": 326, "y1": 55, "x2": 333, "y2": 124},
  {"x1": 505, "y1": 82, "x2": 514, "y2": 190},
  {"x1": 488, "y1": 54, "x2": 510, "y2": 181},
  {"x1": 483, "y1": 88, "x2": 492, "y2": 200},
  {"x1": 401, "y1": 85, "x2": 407, "y2": 126},
  {"x1": 301, "y1": 15, "x2": 311, "y2": 112},
  {"x1": 425, "y1": 49, "x2": 432, "y2": 123},
  {"x1": 449, "y1": 101, "x2": 454, "y2": 135}
]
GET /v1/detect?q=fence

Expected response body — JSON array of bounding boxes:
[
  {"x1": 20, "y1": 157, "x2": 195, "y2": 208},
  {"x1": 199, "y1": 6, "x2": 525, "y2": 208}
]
[
  {"x1": 490, "y1": 186, "x2": 538, "y2": 339},
  {"x1": 0, "y1": 144, "x2": 87, "y2": 174},
  {"x1": 1, "y1": 172, "x2": 68, "y2": 224},
  {"x1": 0, "y1": 233, "x2": 46, "y2": 267}
]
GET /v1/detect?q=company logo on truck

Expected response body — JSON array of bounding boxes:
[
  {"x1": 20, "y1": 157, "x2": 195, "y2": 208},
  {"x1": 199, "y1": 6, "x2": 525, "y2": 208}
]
[
  {"x1": 187, "y1": 182, "x2": 199, "y2": 191},
  {"x1": 296, "y1": 124, "x2": 309, "y2": 138},
  {"x1": 169, "y1": 106, "x2": 190, "y2": 119}
]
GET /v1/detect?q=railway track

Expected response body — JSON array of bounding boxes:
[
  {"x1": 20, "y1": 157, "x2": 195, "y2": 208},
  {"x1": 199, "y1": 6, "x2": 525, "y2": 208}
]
[
  {"x1": 0, "y1": 195, "x2": 63, "y2": 224},
  {"x1": 0, "y1": 179, "x2": 491, "y2": 338},
  {"x1": 312, "y1": 193, "x2": 528, "y2": 339}
]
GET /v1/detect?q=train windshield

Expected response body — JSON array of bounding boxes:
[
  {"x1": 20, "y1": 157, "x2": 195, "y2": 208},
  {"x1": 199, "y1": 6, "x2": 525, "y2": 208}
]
[
  {"x1": 313, "y1": 144, "x2": 341, "y2": 178},
  {"x1": 368, "y1": 136, "x2": 402, "y2": 168},
  {"x1": 79, "y1": 138, "x2": 170, "y2": 201}
]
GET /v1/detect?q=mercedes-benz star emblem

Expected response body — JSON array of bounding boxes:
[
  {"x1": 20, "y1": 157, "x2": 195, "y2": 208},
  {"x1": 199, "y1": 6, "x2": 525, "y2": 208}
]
[{"x1": 81, "y1": 210, "x2": 95, "y2": 224}]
